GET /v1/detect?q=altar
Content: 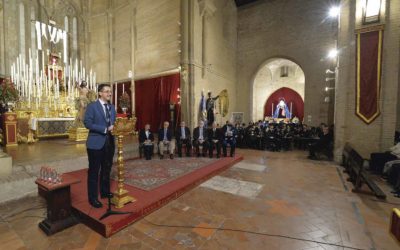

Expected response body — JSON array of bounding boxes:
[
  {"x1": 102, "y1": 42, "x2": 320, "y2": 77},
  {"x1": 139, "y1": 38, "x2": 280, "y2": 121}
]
[{"x1": 31, "y1": 117, "x2": 75, "y2": 138}]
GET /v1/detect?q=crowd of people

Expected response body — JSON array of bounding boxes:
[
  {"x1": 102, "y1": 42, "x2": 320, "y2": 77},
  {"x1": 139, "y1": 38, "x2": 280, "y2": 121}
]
[
  {"x1": 234, "y1": 121, "x2": 334, "y2": 160},
  {"x1": 139, "y1": 120, "x2": 237, "y2": 160},
  {"x1": 138, "y1": 119, "x2": 334, "y2": 161}
]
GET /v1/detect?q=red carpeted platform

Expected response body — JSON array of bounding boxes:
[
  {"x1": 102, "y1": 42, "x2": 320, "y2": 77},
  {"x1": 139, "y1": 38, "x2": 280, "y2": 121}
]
[{"x1": 66, "y1": 155, "x2": 243, "y2": 237}]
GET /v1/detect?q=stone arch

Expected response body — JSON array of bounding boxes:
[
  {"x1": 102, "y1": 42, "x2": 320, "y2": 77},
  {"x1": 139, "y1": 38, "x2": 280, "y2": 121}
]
[{"x1": 251, "y1": 57, "x2": 305, "y2": 121}]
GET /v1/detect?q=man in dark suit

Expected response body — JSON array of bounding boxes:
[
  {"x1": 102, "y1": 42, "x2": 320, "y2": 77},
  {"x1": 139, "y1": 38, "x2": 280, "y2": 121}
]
[
  {"x1": 193, "y1": 120, "x2": 209, "y2": 157},
  {"x1": 139, "y1": 123, "x2": 154, "y2": 160},
  {"x1": 158, "y1": 121, "x2": 175, "y2": 159},
  {"x1": 175, "y1": 121, "x2": 192, "y2": 157},
  {"x1": 208, "y1": 121, "x2": 222, "y2": 158},
  {"x1": 308, "y1": 125, "x2": 333, "y2": 160},
  {"x1": 84, "y1": 83, "x2": 116, "y2": 208},
  {"x1": 222, "y1": 120, "x2": 237, "y2": 157}
]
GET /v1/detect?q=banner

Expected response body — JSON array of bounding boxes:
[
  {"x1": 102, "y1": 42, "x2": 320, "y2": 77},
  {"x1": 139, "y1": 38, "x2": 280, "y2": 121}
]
[{"x1": 356, "y1": 26, "x2": 383, "y2": 124}]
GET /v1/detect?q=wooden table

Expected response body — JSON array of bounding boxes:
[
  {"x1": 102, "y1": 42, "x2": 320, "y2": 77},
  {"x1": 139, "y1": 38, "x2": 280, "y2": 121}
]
[{"x1": 35, "y1": 174, "x2": 80, "y2": 235}]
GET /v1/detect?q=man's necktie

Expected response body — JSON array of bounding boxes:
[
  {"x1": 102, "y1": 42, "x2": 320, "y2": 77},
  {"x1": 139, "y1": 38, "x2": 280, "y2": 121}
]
[{"x1": 104, "y1": 104, "x2": 111, "y2": 126}]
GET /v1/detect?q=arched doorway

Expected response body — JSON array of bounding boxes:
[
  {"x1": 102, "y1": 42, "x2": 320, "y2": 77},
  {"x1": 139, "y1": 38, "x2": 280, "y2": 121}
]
[
  {"x1": 264, "y1": 87, "x2": 304, "y2": 121},
  {"x1": 252, "y1": 58, "x2": 305, "y2": 121}
]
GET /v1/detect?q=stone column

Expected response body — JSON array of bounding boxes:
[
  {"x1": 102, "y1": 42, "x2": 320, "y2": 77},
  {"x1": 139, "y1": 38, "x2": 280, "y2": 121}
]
[
  {"x1": 0, "y1": 1, "x2": 5, "y2": 75},
  {"x1": 180, "y1": 0, "x2": 195, "y2": 129},
  {"x1": 130, "y1": 0, "x2": 137, "y2": 114},
  {"x1": 334, "y1": 0, "x2": 356, "y2": 162},
  {"x1": 107, "y1": 8, "x2": 113, "y2": 84},
  {"x1": 199, "y1": 0, "x2": 216, "y2": 79}
]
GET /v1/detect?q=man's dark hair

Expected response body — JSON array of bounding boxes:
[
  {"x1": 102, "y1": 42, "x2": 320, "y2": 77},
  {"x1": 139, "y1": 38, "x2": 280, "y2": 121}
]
[{"x1": 98, "y1": 83, "x2": 111, "y2": 93}]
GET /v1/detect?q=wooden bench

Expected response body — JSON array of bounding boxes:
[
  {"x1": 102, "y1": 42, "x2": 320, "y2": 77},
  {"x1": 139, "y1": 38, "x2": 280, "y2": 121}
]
[{"x1": 342, "y1": 143, "x2": 386, "y2": 199}]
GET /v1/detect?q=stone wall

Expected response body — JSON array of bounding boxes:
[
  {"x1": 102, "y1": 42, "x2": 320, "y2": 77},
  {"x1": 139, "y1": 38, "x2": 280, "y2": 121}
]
[
  {"x1": 88, "y1": 0, "x2": 181, "y2": 83},
  {"x1": 189, "y1": 0, "x2": 237, "y2": 127},
  {"x1": 253, "y1": 58, "x2": 305, "y2": 120},
  {"x1": 334, "y1": 0, "x2": 400, "y2": 159},
  {"x1": 237, "y1": 0, "x2": 337, "y2": 125}
]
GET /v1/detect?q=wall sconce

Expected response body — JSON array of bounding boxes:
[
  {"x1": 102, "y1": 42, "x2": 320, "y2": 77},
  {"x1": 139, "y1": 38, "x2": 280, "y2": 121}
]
[
  {"x1": 325, "y1": 87, "x2": 335, "y2": 92},
  {"x1": 362, "y1": 0, "x2": 382, "y2": 24}
]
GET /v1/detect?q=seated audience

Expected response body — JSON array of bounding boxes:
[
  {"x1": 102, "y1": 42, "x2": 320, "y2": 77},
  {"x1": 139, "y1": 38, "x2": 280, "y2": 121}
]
[
  {"x1": 175, "y1": 121, "x2": 192, "y2": 157},
  {"x1": 222, "y1": 120, "x2": 237, "y2": 157},
  {"x1": 139, "y1": 123, "x2": 154, "y2": 160},
  {"x1": 158, "y1": 121, "x2": 175, "y2": 159},
  {"x1": 308, "y1": 125, "x2": 333, "y2": 160},
  {"x1": 208, "y1": 122, "x2": 222, "y2": 158},
  {"x1": 193, "y1": 120, "x2": 209, "y2": 157}
]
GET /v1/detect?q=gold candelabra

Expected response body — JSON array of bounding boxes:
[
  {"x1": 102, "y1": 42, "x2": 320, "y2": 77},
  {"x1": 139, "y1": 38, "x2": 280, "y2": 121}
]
[
  {"x1": 25, "y1": 111, "x2": 37, "y2": 143},
  {"x1": 111, "y1": 117, "x2": 136, "y2": 208}
]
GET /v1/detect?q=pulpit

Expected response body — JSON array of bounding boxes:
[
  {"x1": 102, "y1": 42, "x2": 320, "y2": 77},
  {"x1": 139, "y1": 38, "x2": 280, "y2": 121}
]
[
  {"x1": 36, "y1": 174, "x2": 80, "y2": 235},
  {"x1": 3, "y1": 112, "x2": 18, "y2": 146}
]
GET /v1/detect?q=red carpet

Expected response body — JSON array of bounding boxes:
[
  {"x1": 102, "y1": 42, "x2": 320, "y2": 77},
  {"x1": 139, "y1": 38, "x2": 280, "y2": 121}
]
[
  {"x1": 67, "y1": 155, "x2": 243, "y2": 237},
  {"x1": 113, "y1": 157, "x2": 221, "y2": 190}
]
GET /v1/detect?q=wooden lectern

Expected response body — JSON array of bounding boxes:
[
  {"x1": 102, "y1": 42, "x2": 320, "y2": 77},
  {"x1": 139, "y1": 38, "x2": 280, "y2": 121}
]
[{"x1": 3, "y1": 112, "x2": 18, "y2": 146}]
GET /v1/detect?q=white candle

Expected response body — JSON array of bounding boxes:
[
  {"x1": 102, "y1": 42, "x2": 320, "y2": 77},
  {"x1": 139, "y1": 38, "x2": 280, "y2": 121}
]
[
  {"x1": 36, "y1": 52, "x2": 39, "y2": 83},
  {"x1": 57, "y1": 78, "x2": 60, "y2": 98},
  {"x1": 42, "y1": 51, "x2": 45, "y2": 72},
  {"x1": 10, "y1": 64, "x2": 14, "y2": 83},
  {"x1": 290, "y1": 102, "x2": 293, "y2": 118},
  {"x1": 63, "y1": 66, "x2": 66, "y2": 87},
  {"x1": 75, "y1": 59, "x2": 78, "y2": 82},
  {"x1": 94, "y1": 73, "x2": 96, "y2": 93},
  {"x1": 115, "y1": 83, "x2": 118, "y2": 107},
  {"x1": 272, "y1": 103, "x2": 274, "y2": 116},
  {"x1": 122, "y1": 83, "x2": 125, "y2": 93}
]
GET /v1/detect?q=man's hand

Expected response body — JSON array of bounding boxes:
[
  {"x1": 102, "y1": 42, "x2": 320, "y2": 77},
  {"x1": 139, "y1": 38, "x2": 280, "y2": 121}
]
[{"x1": 107, "y1": 125, "x2": 114, "y2": 132}]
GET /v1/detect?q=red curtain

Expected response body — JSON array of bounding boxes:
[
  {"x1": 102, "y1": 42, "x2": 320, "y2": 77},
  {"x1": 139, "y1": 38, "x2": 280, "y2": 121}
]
[
  {"x1": 264, "y1": 87, "x2": 304, "y2": 121},
  {"x1": 112, "y1": 81, "x2": 132, "y2": 114},
  {"x1": 135, "y1": 73, "x2": 180, "y2": 132}
]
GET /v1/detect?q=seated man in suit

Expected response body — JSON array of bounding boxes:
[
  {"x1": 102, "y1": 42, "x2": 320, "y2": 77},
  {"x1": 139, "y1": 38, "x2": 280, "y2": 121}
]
[
  {"x1": 193, "y1": 120, "x2": 209, "y2": 157},
  {"x1": 208, "y1": 121, "x2": 222, "y2": 158},
  {"x1": 139, "y1": 123, "x2": 154, "y2": 160},
  {"x1": 158, "y1": 121, "x2": 175, "y2": 159},
  {"x1": 308, "y1": 125, "x2": 333, "y2": 160},
  {"x1": 222, "y1": 120, "x2": 237, "y2": 157},
  {"x1": 175, "y1": 121, "x2": 192, "y2": 157}
]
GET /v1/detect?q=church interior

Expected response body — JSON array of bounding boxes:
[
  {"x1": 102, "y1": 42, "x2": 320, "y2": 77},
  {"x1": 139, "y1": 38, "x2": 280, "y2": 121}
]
[{"x1": 1, "y1": 0, "x2": 400, "y2": 249}]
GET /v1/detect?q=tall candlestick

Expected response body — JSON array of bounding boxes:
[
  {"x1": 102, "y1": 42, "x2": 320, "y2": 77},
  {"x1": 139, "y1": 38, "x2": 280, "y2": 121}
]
[
  {"x1": 115, "y1": 83, "x2": 118, "y2": 108},
  {"x1": 272, "y1": 103, "x2": 274, "y2": 117}
]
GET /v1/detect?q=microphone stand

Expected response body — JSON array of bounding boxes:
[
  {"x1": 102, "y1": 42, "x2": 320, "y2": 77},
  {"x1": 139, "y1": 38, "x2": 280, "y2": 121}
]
[{"x1": 99, "y1": 196, "x2": 132, "y2": 220}]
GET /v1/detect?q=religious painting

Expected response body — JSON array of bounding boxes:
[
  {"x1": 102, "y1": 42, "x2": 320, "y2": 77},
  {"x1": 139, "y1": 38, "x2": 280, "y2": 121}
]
[{"x1": 231, "y1": 112, "x2": 244, "y2": 125}]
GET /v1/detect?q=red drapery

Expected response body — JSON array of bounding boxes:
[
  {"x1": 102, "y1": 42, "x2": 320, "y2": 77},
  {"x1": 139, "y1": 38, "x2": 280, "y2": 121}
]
[
  {"x1": 356, "y1": 28, "x2": 383, "y2": 124},
  {"x1": 264, "y1": 87, "x2": 304, "y2": 121},
  {"x1": 135, "y1": 73, "x2": 180, "y2": 132},
  {"x1": 112, "y1": 81, "x2": 132, "y2": 114}
]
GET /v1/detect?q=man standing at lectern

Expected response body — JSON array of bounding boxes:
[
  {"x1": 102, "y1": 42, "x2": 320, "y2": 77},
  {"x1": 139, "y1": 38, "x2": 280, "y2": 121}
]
[{"x1": 84, "y1": 84, "x2": 116, "y2": 208}]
